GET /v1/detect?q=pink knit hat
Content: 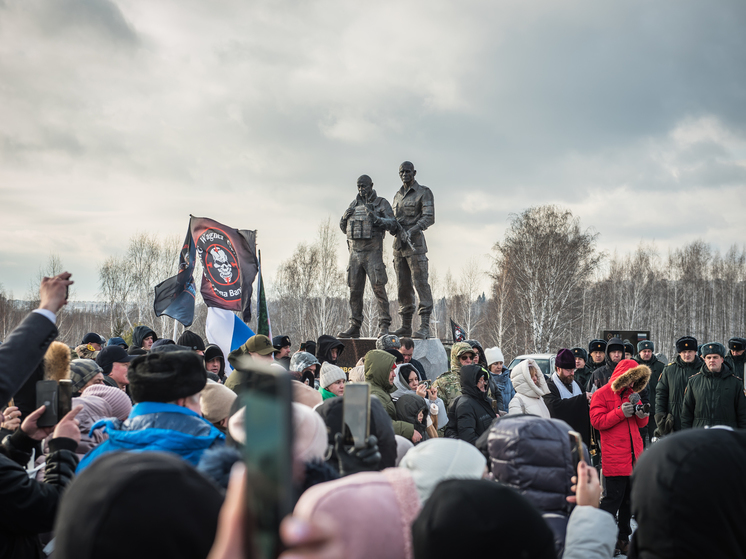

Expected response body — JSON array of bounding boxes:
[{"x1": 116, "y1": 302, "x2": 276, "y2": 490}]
[{"x1": 82, "y1": 384, "x2": 132, "y2": 420}]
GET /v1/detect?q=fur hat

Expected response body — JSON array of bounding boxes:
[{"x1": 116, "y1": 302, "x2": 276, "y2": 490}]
[
  {"x1": 128, "y1": 351, "x2": 207, "y2": 404},
  {"x1": 82, "y1": 384, "x2": 132, "y2": 420},
  {"x1": 588, "y1": 339, "x2": 607, "y2": 353},
  {"x1": 484, "y1": 347, "x2": 504, "y2": 366},
  {"x1": 571, "y1": 347, "x2": 588, "y2": 362},
  {"x1": 701, "y1": 342, "x2": 726, "y2": 358},
  {"x1": 69, "y1": 359, "x2": 103, "y2": 393},
  {"x1": 610, "y1": 360, "x2": 651, "y2": 393},
  {"x1": 320, "y1": 362, "x2": 346, "y2": 389},
  {"x1": 177, "y1": 331, "x2": 205, "y2": 352},
  {"x1": 728, "y1": 337, "x2": 745, "y2": 352},
  {"x1": 555, "y1": 348, "x2": 575, "y2": 369},
  {"x1": 675, "y1": 336, "x2": 697, "y2": 353},
  {"x1": 637, "y1": 340, "x2": 654, "y2": 352},
  {"x1": 273, "y1": 335, "x2": 291, "y2": 350},
  {"x1": 376, "y1": 334, "x2": 401, "y2": 351},
  {"x1": 200, "y1": 382, "x2": 237, "y2": 424}
]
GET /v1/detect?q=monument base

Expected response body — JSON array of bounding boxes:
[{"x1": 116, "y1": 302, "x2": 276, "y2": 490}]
[
  {"x1": 413, "y1": 338, "x2": 448, "y2": 381},
  {"x1": 336, "y1": 337, "x2": 448, "y2": 382}
]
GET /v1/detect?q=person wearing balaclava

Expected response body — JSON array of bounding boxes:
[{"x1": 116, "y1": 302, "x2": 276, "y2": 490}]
[{"x1": 445, "y1": 364, "x2": 496, "y2": 445}]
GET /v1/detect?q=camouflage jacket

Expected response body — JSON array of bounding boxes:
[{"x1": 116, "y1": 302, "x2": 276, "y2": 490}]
[{"x1": 434, "y1": 371, "x2": 462, "y2": 411}]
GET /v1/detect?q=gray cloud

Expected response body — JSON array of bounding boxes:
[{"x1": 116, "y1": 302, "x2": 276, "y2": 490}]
[{"x1": 0, "y1": 0, "x2": 744, "y2": 299}]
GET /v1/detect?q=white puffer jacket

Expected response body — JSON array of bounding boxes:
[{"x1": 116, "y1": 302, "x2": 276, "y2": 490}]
[{"x1": 508, "y1": 358, "x2": 551, "y2": 418}]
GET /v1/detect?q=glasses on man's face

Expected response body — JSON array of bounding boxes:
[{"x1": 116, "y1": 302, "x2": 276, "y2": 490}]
[{"x1": 460, "y1": 354, "x2": 474, "y2": 362}]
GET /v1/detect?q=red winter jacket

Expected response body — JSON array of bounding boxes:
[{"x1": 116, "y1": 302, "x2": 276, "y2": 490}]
[{"x1": 589, "y1": 359, "x2": 651, "y2": 477}]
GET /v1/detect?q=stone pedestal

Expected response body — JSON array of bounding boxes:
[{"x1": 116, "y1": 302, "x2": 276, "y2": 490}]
[
  {"x1": 413, "y1": 338, "x2": 448, "y2": 381},
  {"x1": 336, "y1": 338, "x2": 377, "y2": 373},
  {"x1": 335, "y1": 337, "x2": 448, "y2": 381}
]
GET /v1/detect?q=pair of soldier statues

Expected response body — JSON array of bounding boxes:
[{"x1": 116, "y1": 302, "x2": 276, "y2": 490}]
[{"x1": 338, "y1": 161, "x2": 434, "y2": 340}]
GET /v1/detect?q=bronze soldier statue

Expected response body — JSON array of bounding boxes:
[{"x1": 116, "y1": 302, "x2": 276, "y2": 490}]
[
  {"x1": 337, "y1": 175, "x2": 395, "y2": 339},
  {"x1": 387, "y1": 161, "x2": 435, "y2": 339}
]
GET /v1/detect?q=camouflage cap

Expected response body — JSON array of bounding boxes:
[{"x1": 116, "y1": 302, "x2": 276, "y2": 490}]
[
  {"x1": 70, "y1": 359, "x2": 103, "y2": 392},
  {"x1": 289, "y1": 351, "x2": 320, "y2": 373},
  {"x1": 376, "y1": 334, "x2": 401, "y2": 351},
  {"x1": 452, "y1": 342, "x2": 476, "y2": 359}
]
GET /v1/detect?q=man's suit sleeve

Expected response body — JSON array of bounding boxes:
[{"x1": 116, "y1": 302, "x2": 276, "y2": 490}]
[{"x1": 0, "y1": 312, "x2": 58, "y2": 404}]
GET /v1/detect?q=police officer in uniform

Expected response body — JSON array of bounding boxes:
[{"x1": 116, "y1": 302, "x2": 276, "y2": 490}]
[{"x1": 338, "y1": 175, "x2": 395, "y2": 339}]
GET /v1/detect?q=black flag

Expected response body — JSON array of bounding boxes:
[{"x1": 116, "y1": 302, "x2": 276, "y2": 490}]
[
  {"x1": 154, "y1": 225, "x2": 197, "y2": 326},
  {"x1": 450, "y1": 319, "x2": 466, "y2": 342},
  {"x1": 191, "y1": 216, "x2": 258, "y2": 322}
]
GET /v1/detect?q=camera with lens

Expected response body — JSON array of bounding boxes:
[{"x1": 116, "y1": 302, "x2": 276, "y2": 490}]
[{"x1": 634, "y1": 402, "x2": 650, "y2": 414}]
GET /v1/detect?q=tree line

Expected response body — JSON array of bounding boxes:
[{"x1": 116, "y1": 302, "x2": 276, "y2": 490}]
[{"x1": 1, "y1": 206, "x2": 743, "y2": 367}]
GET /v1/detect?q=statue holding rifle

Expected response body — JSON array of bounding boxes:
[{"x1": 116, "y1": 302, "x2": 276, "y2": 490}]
[
  {"x1": 386, "y1": 161, "x2": 435, "y2": 340},
  {"x1": 338, "y1": 175, "x2": 395, "y2": 339}
]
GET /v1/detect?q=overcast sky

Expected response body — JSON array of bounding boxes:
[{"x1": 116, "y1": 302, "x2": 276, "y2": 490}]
[{"x1": 1, "y1": 0, "x2": 745, "y2": 301}]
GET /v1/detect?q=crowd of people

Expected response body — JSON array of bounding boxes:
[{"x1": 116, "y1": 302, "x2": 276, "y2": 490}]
[{"x1": 1, "y1": 271, "x2": 746, "y2": 559}]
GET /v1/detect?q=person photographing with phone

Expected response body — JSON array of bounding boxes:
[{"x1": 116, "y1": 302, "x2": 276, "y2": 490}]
[{"x1": 589, "y1": 358, "x2": 651, "y2": 556}]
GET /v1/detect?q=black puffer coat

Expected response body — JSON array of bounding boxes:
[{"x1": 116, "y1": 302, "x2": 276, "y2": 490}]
[
  {"x1": 450, "y1": 365, "x2": 496, "y2": 445},
  {"x1": 655, "y1": 354, "x2": 703, "y2": 435},
  {"x1": 0, "y1": 430, "x2": 79, "y2": 559},
  {"x1": 487, "y1": 415, "x2": 582, "y2": 558},
  {"x1": 589, "y1": 339, "x2": 624, "y2": 392},
  {"x1": 680, "y1": 362, "x2": 746, "y2": 429}
]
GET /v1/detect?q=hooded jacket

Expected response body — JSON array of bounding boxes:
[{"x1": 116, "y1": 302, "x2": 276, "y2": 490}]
[
  {"x1": 316, "y1": 335, "x2": 345, "y2": 367},
  {"x1": 680, "y1": 361, "x2": 746, "y2": 429},
  {"x1": 489, "y1": 366, "x2": 514, "y2": 412},
  {"x1": 655, "y1": 353, "x2": 703, "y2": 435},
  {"x1": 365, "y1": 350, "x2": 415, "y2": 440},
  {"x1": 450, "y1": 364, "x2": 496, "y2": 445},
  {"x1": 508, "y1": 359, "x2": 550, "y2": 418},
  {"x1": 391, "y1": 365, "x2": 449, "y2": 430},
  {"x1": 395, "y1": 394, "x2": 429, "y2": 442},
  {"x1": 589, "y1": 359, "x2": 650, "y2": 477},
  {"x1": 129, "y1": 326, "x2": 157, "y2": 353},
  {"x1": 76, "y1": 402, "x2": 225, "y2": 472},
  {"x1": 203, "y1": 344, "x2": 226, "y2": 383}
]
